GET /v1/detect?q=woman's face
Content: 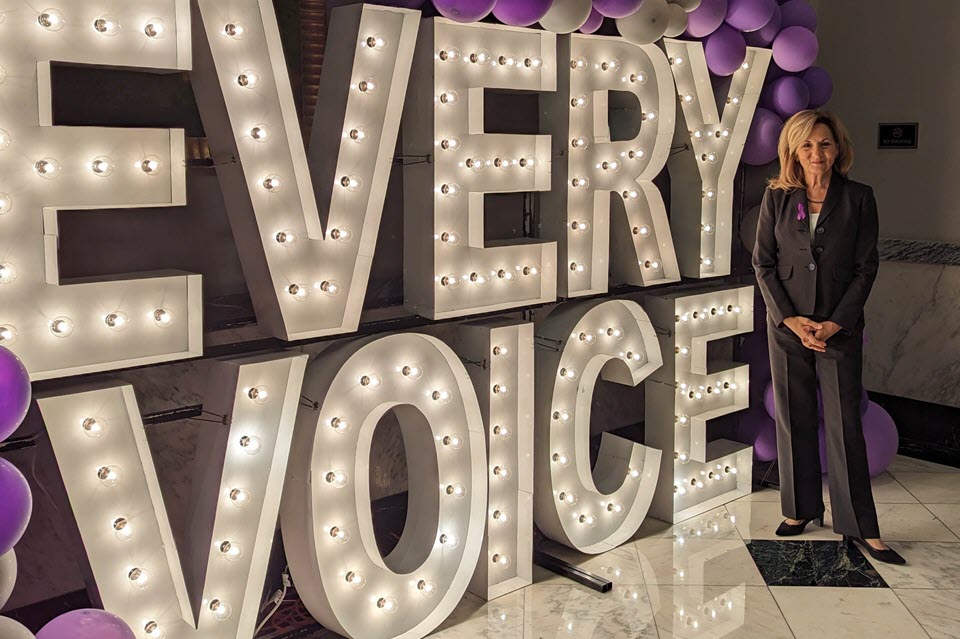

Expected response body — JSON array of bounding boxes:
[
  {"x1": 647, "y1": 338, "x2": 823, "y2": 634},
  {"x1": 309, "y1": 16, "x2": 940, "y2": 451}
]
[{"x1": 795, "y1": 122, "x2": 838, "y2": 180}]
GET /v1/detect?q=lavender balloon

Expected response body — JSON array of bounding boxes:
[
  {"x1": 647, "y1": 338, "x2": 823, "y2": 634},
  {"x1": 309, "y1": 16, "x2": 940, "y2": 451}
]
[
  {"x1": 685, "y1": 0, "x2": 727, "y2": 37},
  {"x1": 744, "y1": 5, "x2": 781, "y2": 46},
  {"x1": 433, "y1": 0, "x2": 497, "y2": 22},
  {"x1": 779, "y1": 0, "x2": 817, "y2": 30},
  {"x1": 704, "y1": 24, "x2": 746, "y2": 76},
  {"x1": 593, "y1": 0, "x2": 643, "y2": 19},
  {"x1": 0, "y1": 459, "x2": 31, "y2": 556},
  {"x1": 0, "y1": 346, "x2": 31, "y2": 443},
  {"x1": 725, "y1": 0, "x2": 776, "y2": 32},
  {"x1": 579, "y1": 7, "x2": 604, "y2": 32},
  {"x1": 754, "y1": 413, "x2": 779, "y2": 461},
  {"x1": 38, "y1": 610, "x2": 135, "y2": 639},
  {"x1": 743, "y1": 107, "x2": 783, "y2": 166},
  {"x1": 773, "y1": 25, "x2": 818, "y2": 72},
  {"x1": 769, "y1": 75, "x2": 810, "y2": 118},
  {"x1": 802, "y1": 66, "x2": 833, "y2": 108},
  {"x1": 493, "y1": 0, "x2": 554, "y2": 26}
]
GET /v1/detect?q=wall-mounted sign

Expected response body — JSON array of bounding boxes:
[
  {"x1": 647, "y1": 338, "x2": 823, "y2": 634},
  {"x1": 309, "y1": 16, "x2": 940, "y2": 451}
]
[{"x1": 878, "y1": 123, "x2": 918, "y2": 149}]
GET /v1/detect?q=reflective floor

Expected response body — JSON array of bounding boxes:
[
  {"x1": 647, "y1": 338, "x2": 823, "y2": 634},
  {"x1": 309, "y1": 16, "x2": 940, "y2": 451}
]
[{"x1": 428, "y1": 455, "x2": 960, "y2": 639}]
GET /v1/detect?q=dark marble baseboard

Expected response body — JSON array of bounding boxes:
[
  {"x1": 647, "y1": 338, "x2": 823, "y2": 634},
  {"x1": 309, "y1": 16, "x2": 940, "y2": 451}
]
[
  {"x1": 868, "y1": 392, "x2": 960, "y2": 468},
  {"x1": 878, "y1": 238, "x2": 960, "y2": 266}
]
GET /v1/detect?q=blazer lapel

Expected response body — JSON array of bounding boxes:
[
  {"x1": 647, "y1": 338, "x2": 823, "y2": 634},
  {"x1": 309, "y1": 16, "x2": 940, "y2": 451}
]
[{"x1": 812, "y1": 172, "x2": 844, "y2": 226}]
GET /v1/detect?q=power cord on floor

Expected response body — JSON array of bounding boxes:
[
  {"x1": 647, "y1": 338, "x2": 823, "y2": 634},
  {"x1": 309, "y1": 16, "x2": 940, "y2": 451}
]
[{"x1": 254, "y1": 566, "x2": 291, "y2": 635}]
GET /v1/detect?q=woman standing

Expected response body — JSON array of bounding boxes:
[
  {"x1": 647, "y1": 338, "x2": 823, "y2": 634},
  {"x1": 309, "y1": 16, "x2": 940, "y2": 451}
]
[{"x1": 753, "y1": 110, "x2": 905, "y2": 565}]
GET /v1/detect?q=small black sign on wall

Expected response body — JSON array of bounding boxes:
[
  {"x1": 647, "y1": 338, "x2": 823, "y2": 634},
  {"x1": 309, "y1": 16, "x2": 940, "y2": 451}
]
[{"x1": 878, "y1": 123, "x2": 919, "y2": 149}]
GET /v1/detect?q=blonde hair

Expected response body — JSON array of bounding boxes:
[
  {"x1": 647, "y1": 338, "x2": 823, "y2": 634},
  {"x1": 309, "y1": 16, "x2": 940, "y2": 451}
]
[{"x1": 767, "y1": 110, "x2": 855, "y2": 191}]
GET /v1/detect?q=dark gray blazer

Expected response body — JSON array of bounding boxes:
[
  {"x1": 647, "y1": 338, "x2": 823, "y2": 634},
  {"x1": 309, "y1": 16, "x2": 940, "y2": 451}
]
[{"x1": 753, "y1": 172, "x2": 880, "y2": 335}]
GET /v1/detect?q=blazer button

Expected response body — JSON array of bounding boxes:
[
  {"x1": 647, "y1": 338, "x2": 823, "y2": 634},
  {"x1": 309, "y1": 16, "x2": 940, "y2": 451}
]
[
  {"x1": 807, "y1": 263, "x2": 816, "y2": 271},
  {"x1": 815, "y1": 246, "x2": 824, "y2": 254},
  {"x1": 816, "y1": 226, "x2": 825, "y2": 235}
]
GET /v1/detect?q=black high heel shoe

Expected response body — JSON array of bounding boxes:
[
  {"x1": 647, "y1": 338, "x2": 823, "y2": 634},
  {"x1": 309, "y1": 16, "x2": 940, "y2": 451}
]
[
  {"x1": 775, "y1": 514, "x2": 824, "y2": 536},
  {"x1": 845, "y1": 536, "x2": 906, "y2": 565}
]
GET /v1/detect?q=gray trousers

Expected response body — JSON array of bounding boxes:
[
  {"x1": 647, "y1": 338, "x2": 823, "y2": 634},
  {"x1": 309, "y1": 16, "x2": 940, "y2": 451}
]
[{"x1": 766, "y1": 314, "x2": 880, "y2": 538}]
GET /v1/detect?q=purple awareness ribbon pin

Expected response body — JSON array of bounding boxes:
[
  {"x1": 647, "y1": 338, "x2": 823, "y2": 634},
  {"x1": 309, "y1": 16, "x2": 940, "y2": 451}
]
[{"x1": 797, "y1": 202, "x2": 807, "y2": 221}]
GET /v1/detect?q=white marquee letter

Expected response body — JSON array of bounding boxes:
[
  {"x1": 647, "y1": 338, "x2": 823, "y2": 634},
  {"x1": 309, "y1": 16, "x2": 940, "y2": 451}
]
[
  {"x1": 192, "y1": 2, "x2": 418, "y2": 339},
  {"x1": 534, "y1": 299, "x2": 663, "y2": 553},
  {"x1": 540, "y1": 34, "x2": 680, "y2": 297},
  {"x1": 665, "y1": 40, "x2": 770, "y2": 278},
  {"x1": 36, "y1": 353, "x2": 307, "y2": 639},
  {"x1": 402, "y1": 19, "x2": 558, "y2": 319},
  {"x1": 281, "y1": 333, "x2": 487, "y2": 639},
  {"x1": 644, "y1": 286, "x2": 753, "y2": 522},
  {"x1": 0, "y1": 2, "x2": 200, "y2": 380}
]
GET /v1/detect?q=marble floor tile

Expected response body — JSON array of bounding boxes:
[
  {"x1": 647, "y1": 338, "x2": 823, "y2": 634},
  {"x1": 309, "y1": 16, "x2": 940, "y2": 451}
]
[
  {"x1": 645, "y1": 585, "x2": 794, "y2": 639},
  {"x1": 428, "y1": 590, "x2": 526, "y2": 638},
  {"x1": 822, "y1": 471, "x2": 919, "y2": 504},
  {"x1": 887, "y1": 454, "x2": 960, "y2": 476},
  {"x1": 745, "y1": 540, "x2": 887, "y2": 587},
  {"x1": 893, "y1": 589, "x2": 960, "y2": 639},
  {"x1": 633, "y1": 507, "x2": 741, "y2": 541},
  {"x1": 893, "y1": 473, "x2": 960, "y2": 504},
  {"x1": 534, "y1": 539, "x2": 646, "y2": 587},
  {"x1": 770, "y1": 586, "x2": 929, "y2": 638},
  {"x1": 925, "y1": 503, "x2": 960, "y2": 538},
  {"x1": 874, "y1": 503, "x2": 960, "y2": 542},
  {"x1": 634, "y1": 538, "x2": 766, "y2": 586},
  {"x1": 523, "y1": 584, "x2": 659, "y2": 638},
  {"x1": 724, "y1": 500, "x2": 841, "y2": 541},
  {"x1": 860, "y1": 542, "x2": 960, "y2": 590},
  {"x1": 732, "y1": 486, "x2": 781, "y2": 503}
]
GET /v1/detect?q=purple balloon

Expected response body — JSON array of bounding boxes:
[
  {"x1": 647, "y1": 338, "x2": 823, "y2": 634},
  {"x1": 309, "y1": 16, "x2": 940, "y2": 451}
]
[
  {"x1": 769, "y1": 75, "x2": 810, "y2": 118},
  {"x1": 0, "y1": 458, "x2": 31, "y2": 556},
  {"x1": 493, "y1": 0, "x2": 554, "y2": 26},
  {"x1": 38, "y1": 610, "x2": 135, "y2": 639},
  {"x1": 754, "y1": 413, "x2": 779, "y2": 461},
  {"x1": 819, "y1": 402, "x2": 899, "y2": 478},
  {"x1": 773, "y1": 25, "x2": 818, "y2": 72},
  {"x1": 744, "y1": 5, "x2": 781, "y2": 46},
  {"x1": 432, "y1": 0, "x2": 497, "y2": 22},
  {"x1": 779, "y1": 0, "x2": 817, "y2": 30},
  {"x1": 743, "y1": 107, "x2": 783, "y2": 166},
  {"x1": 579, "y1": 7, "x2": 604, "y2": 32},
  {"x1": 725, "y1": 0, "x2": 776, "y2": 32},
  {"x1": 0, "y1": 346, "x2": 31, "y2": 443},
  {"x1": 704, "y1": 23, "x2": 746, "y2": 76},
  {"x1": 592, "y1": 0, "x2": 643, "y2": 19},
  {"x1": 802, "y1": 66, "x2": 833, "y2": 108},
  {"x1": 685, "y1": 0, "x2": 727, "y2": 37}
]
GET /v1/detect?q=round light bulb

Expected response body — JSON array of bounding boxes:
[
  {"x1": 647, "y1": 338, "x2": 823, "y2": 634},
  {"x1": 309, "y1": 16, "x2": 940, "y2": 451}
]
[
  {"x1": 209, "y1": 599, "x2": 232, "y2": 621},
  {"x1": 128, "y1": 567, "x2": 149, "y2": 590},
  {"x1": 437, "y1": 47, "x2": 460, "y2": 62},
  {"x1": 345, "y1": 571, "x2": 365, "y2": 589},
  {"x1": 559, "y1": 367, "x2": 578, "y2": 381},
  {"x1": 250, "y1": 124, "x2": 269, "y2": 143},
  {"x1": 558, "y1": 491, "x2": 577, "y2": 505},
  {"x1": 104, "y1": 312, "x2": 129, "y2": 332},
  {"x1": 153, "y1": 308, "x2": 174, "y2": 327},
  {"x1": 0, "y1": 193, "x2": 12, "y2": 215},
  {"x1": 438, "y1": 90, "x2": 459, "y2": 105},
  {"x1": 492, "y1": 345, "x2": 510, "y2": 357},
  {"x1": 0, "y1": 263, "x2": 16, "y2": 285},
  {"x1": 431, "y1": 388, "x2": 452, "y2": 403},
  {"x1": 219, "y1": 540, "x2": 243, "y2": 561},
  {"x1": 275, "y1": 229, "x2": 297, "y2": 247},
  {"x1": 439, "y1": 532, "x2": 460, "y2": 548},
  {"x1": 287, "y1": 283, "x2": 309, "y2": 301},
  {"x1": 141, "y1": 156, "x2": 162, "y2": 175},
  {"x1": 469, "y1": 49, "x2": 491, "y2": 65},
  {"x1": 325, "y1": 470, "x2": 349, "y2": 487},
  {"x1": 442, "y1": 434, "x2": 463, "y2": 449},
  {"x1": 81, "y1": 417, "x2": 106, "y2": 438},
  {"x1": 262, "y1": 174, "x2": 281, "y2": 192},
  {"x1": 239, "y1": 435, "x2": 262, "y2": 455},
  {"x1": 94, "y1": 15, "x2": 121, "y2": 36},
  {"x1": 0, "y1": 129, "x2": 11, "y2": 151},
  {"x1": 607, "y1": 327, "x2": 624, "y2": 339},
  {"x1": 144, "y1": 621, "x2": 164, "y2": 638},
  {"x1": 445, "y1": 483, "x2": 466, "y2": 498},
  {"x1": 571, "y1": 220, "x2": 590, "y2": 232},
  {"x1": 97, "y1": 465, "x2": 121, "y2": 487},
  {"x1": 144, "y1": 18, "x2": 166, "y2": 39},
  {"x1": 35, "y1": 158, "x2": 61, "y2": 179},
  {"x1": 113, "y1": 517, "x2": 132, "y2": 541},
  {"x1": 223, "y1": 22, "x2": 246, "y2": 39},
  {"x1": 359, "y1": 374, "x2": 382, "y2": 388},
  {"x1": 356, "y1": 78, "x2": 376, "y2": 94},
  {"x1": 492, "y1": 383, "x2": 510, "y2": 396},
  {"x1": 571, "y1": 137, "x2": 588, "y2": 149},
  {"x1": 553, "y1": 409, "x2": 572, "y2": 423},
  {"x1": 377, "y1": 597, "x2": 399, "y2": 614},
  {"x1": 364, "y1": 34, "x2": 387, "y2": 50},
  {"x1": 439, "y1": 136, "x2": 460, "y2": 151},
  {"x1": 571, "y1": 176, "x2": 589, "y2": 189},
  {"x1": 339, "y1": 175, "x2": 362, "y2": 191},
  {"x1": 329, "y1": 417, "x2": 350, "y2": 434},
  {"x1": 571, "y1": 95, "x2": 588, "y2": 108},
  {"x1": 329, "y1": 526, "x2": 350, "y2": 543},
  {"x1": 50, "y1": 316, "x2": 74, "y2": 338},
  {"x1": 316, "y1": 280, "x2": 341, "y2": 297},
  {"x1": 38, "y1": 9, "x2": 65, "y2": 31},
  {"x1": 552, "y1": 452, "x2": 570, "y2": 467},
  {"x1": 525, "y1": 56, "x2": 543, "y2": 69},
  {"x1": 492, "y1": 465, "x2": 511, "y2": 480},
  {"x1": 439, "y1": 231, "x2": 460, "y2": 246},
  {"x1": 493, "y1": 424, "x2": 511, "y2": 438},
  {"x1": 492, "y1": 553, "x2": 512, "y2": 567},
  {"x1": 238, "y1": 70, "x2": 260, "y2": 89},
  {"x1": 571, "y1": 57, "x2": 588, "y2": 70},
  {"x1": 417, "y1": 580, "x2": 437, "y2": 597},
  {"x1": 330, "y1": 227, "x2": 352, "y2": 242},
  {"x1": 439, "y1": 183, "x2": 460, "y2": 197},
  {"x1": 493, "y1": 510, "x2": 511, "y2": 526},
  {"x1": 247, "y1": 386, "x2": 269, "y2": 404},
  {"x1": 0, "y1": 325, "x2": 17, "y2": 346},
  {"x1": 229, "y1": 488, "x2": 251, "y2": 506}
]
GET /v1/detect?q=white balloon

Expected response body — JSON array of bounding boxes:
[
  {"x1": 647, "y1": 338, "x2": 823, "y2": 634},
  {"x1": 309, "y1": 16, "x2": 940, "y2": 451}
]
[
  {"x1": 672, "y1": 0, "x2": 702, "y2": 11},
  {"x1": 664, "y1": 2, "x2": 689, "y2": 36},
  {"x1": 617, "y1": 0, "x2": 672, "y2": 45},
  {"x1": 0, "y1": 617, "x2": 34, "y2": 639},
  {"x1": 0, "y1": 550, "x2": 15, "y2": 609},
  {"x1": 539, "y1": 0, "x2": 594, "y2": 34}
]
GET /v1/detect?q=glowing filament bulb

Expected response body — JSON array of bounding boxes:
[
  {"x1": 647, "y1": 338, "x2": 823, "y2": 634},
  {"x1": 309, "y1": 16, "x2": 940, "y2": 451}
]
[
  {"x1": 571, "y1": 137, "x2": 588, "y2": 149},
  {"x1": 329, "y1": 526, "x2": 350, "y2": 543},
  {"x1": 438, "y1": 231, "x2": 460, "y2": 246},
  {"x1": 34, "y1": 158, "x2": 61, "y2": 179},
  {"x1": 607, "y1": 327, "x2": 624, "y2": 339},
  {"x1": 643, "y1": 259, "x2": 662, "y2": 271},
  {"x1": 377, "y1": 597, "x2": 399, "y2": 614},
  {"x1": 578, "y1": 514, "x2": 597, "y2": 527},
  {"x1": 493, "y1": 510, "x2": 511, "y2": 525},
  {"x1": 469, "y1": 49, "x2": 491, "y2": 65},
  {"x1": 626, "y1": 148, "x2": 646, "y2": 160},
  {"x1": 623, "y1": 189, "x2": 640, "y2": 200},
  {"x1": 464, "y1": 157, "x2": 485, "y2": 172},
  {"x1": 496, "y1": 268, "x2": 514, "y2": 282},
  {"x1": 128, "y1": 567, "x2": 149, "y2": 590},
  {"x1": 91, "y1": 156, "x2": 115, "y2": 176},
  {"x1": 670, "y1": 56, "x2": 685, "y2": 66},
  {"x1": 578, "y1": 331, "x2": 596, "y2": 343},
  {"x1": 209, "y1": 599, "x2": 232, "y2": 621},
  {"x1": 494, "y1": 157, "x2": 514, "y2": 170},
  {"x1": 600, "y1": 160, "x2": 620, "y2": 172},
  {"x1": 498, "y1": 53, "x2": 517, "y2": 67},
  {"x1": 559, "y1": 367, "x2": 577, "y2": 381},
  {"x1": 229, "y1": 488, "x2": 250, "y2": 506},
  {"x1": 144, "y1": 622, "x2": 164, "y2": 639},
  {"x1": 493, "y1": 424, "x2": 511, "y2": 438},
  {"x1": 628, "y1": 468, "x2": 641, "y2": 479},
  {"x1": 571, "y1": 57, "x2": 588, "y2": 70},
  {"x1": 262, "y1": 175, "x2": 282, "y2": 192},
  {"x1": 728, "y1": 94, "x2": 742, "y2": 105},
  {"x1": 629, "y1": 72, "x2": 647, "y2": 84},
  {"x1": 643, "y1": 111, "x2": 657, "y2": 121},
  {"x1": 50, "y1": 316, "x2": 74, "y2": 338},
  {"x1": 442, "y1": 434, "x2": 463, "y2": 449},
  {"x1": 438, "y1": 90, "x2": 459, "y2": 105},
  {"x1": 247, "y1": 386, "x2": 269, "y2": 404},
  {"x1": 113, "y1": 517, "x2": 132, "y2": 540},
  {"x1": 701, "y1": 257, "x2": 714, "y2": 268},
  {"x1": 219, "y1": 540, "x2": 243, "y2": 560},
  {"x1": 81, "y1": 417, "x2": 105, "y2": 438},
  {"x1": 445, "y1": 483, "x2": 466, "y2": 498},
  {"x1": 439, "y1": 183, "x2": 460, "y2": 197},
  {"x1": 0, "y1": 325, "x2": 17, "y2": 346},
  {"x1": 356, "y1": 78, "x2": 376, "y2": 94},
  {"x1": 0, "y1": 263, "x2": 16, "y2": 285},
  {"x1": 239, "y1": 435, "x2": 262, "y2": 455},
  {"x1": 570, "y1": 262, "x2": 585, "y2": 273},
  {"x1": 437, "y1": 47, "x2": 460, "y2": 62},
  {"x1": 417, "y1": 580, "x2": 437, "y2": 597},
  {"x1": 492, "y1": 553, "x2": 512, "y2": 567},
  {"x1": 558, "y1": 491, "x2": 577, "y2": 505},
  {"x1": 439, "y1": 532, "x2": 460, "y2": 548},
  {"x1": 144, "y1": 18, "x2": 166, "y2": 38},
  {"x1": 325, "y1": 470, "x2": 349, "y2": 487},
  {"x1": 339, "y1": 175, "x2": 363, "y2": 192},
  {"x1": 676, "y1": 345, "x2": 690, "y2": 357},
  {"x1": 38, "y1": 9, "x2": 65, "y2": 31},
  {"x1": 492, "y1": 383, "x2": 510, "y2": 396},
  {"x1": 553, "y1": 409, "x2": 572, "y2": 423},
  {"x1": 140, "y1": 156, "x2": 161, "y2": 175},
  {"x1": 0, "y1": 193, "x2": 11, "y2": 215},
  {"x1": 607, "y1": 502, "x2": 624, "y2": 514},
  {"x1": 681, "y1": 92, "x2": 695, "y2": 104},
  {"x1": 345, "y1": 571, "x2": 365, "y2": 588},
  {"x1": 330, "y1": 227, "x2": 352, "y2": 243},
  {"x1": 360, "y1": 373, "x2": 382, "y2": 388},
  {"x1": 94, "y1": 15, "x2": 121, "y2": 36},
  {"x1": 223, "y1": 22, "x2": 245, "y2": 39},
  {"x1": 701, "y1": 152, "x2": 718, "y2": 164},
  {"x1": 492, "y1": 345, "x2": 510, "y2": 358},
  {"x1": 524, "y1": 56, "x2": 543, "y2": 68},
  {"x1": 571, "y1": 95, "x2": 588, "y2": 108},
  {"x1": 316, "y1": 280, "x2": 341, "y2": 297},
  {"x1": 703, "y1": 189, "x2": 717, "y2": 201},
  {"x1": 439, "y1": 137, "x2": 460, "y2": 151},
  {"x1": 601, "y1": 58, "x2": 620, "y2": 71},
  {"x1": 251, "y1": 124, "x2": 269, "y2": 142},
  {"x1": 275, "y1": 230, "x2": 297, "y2": 247},
  {"x1": 152, "y1": 308, "x2": 174, "y2": 327},
  {"x1": 329, "y1": 417, "x2": 350, "y2": 434},
  {"x1": 676, "y1": 414, "x2": 690, "y2": 426},
  {"x1": 676, "y1": 451, "x2": 690, "y2": 463},
  {"x1": 523, "y1": 265, "x2": 540, "y2": 276},
  {"x1": 439, "y1": 274, "x2": 459, "y2": 288},
  {"x1": 492, "y1": 465, "x2": 511, "y2": 480},
  {"x1": 237, "y1": 70, "x2": 260, "y2": 89},
  {"x1": 365, "y1": 34, "x2": 387, "y2": 50},
  {"x1": 552, "y1": 452, "x2": 570, "y2": 467},
  {"x1": 674, "y1": 484, "x2": 687, "y2": 495}
]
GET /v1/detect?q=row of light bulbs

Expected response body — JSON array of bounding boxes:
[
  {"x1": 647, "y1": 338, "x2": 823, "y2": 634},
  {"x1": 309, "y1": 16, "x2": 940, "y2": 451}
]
[
  {"x1": 675, "y1": 304, "x2": 743, "y2": 323},
  {"x1": 673, "y1": 463, "x2": 739, "y2": 495},
  {"x1": 434, "y1": 265, "x2": 541, "y2": 289},
  {"x1": 0, "y1": 155, "x2": 164, "y2": 180},
  {"x1": 677, "y1": 380, "x2": 739, "y2": 402},
  {"x1": 435, "y1": 47, "x2": 543, "y2": 71},
  {"x1": 26, "y1": 8, "x2": 169, "y2": 39},
  {"x1": 0, "y1": 308, "x2": 174, "y2": 347}
]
